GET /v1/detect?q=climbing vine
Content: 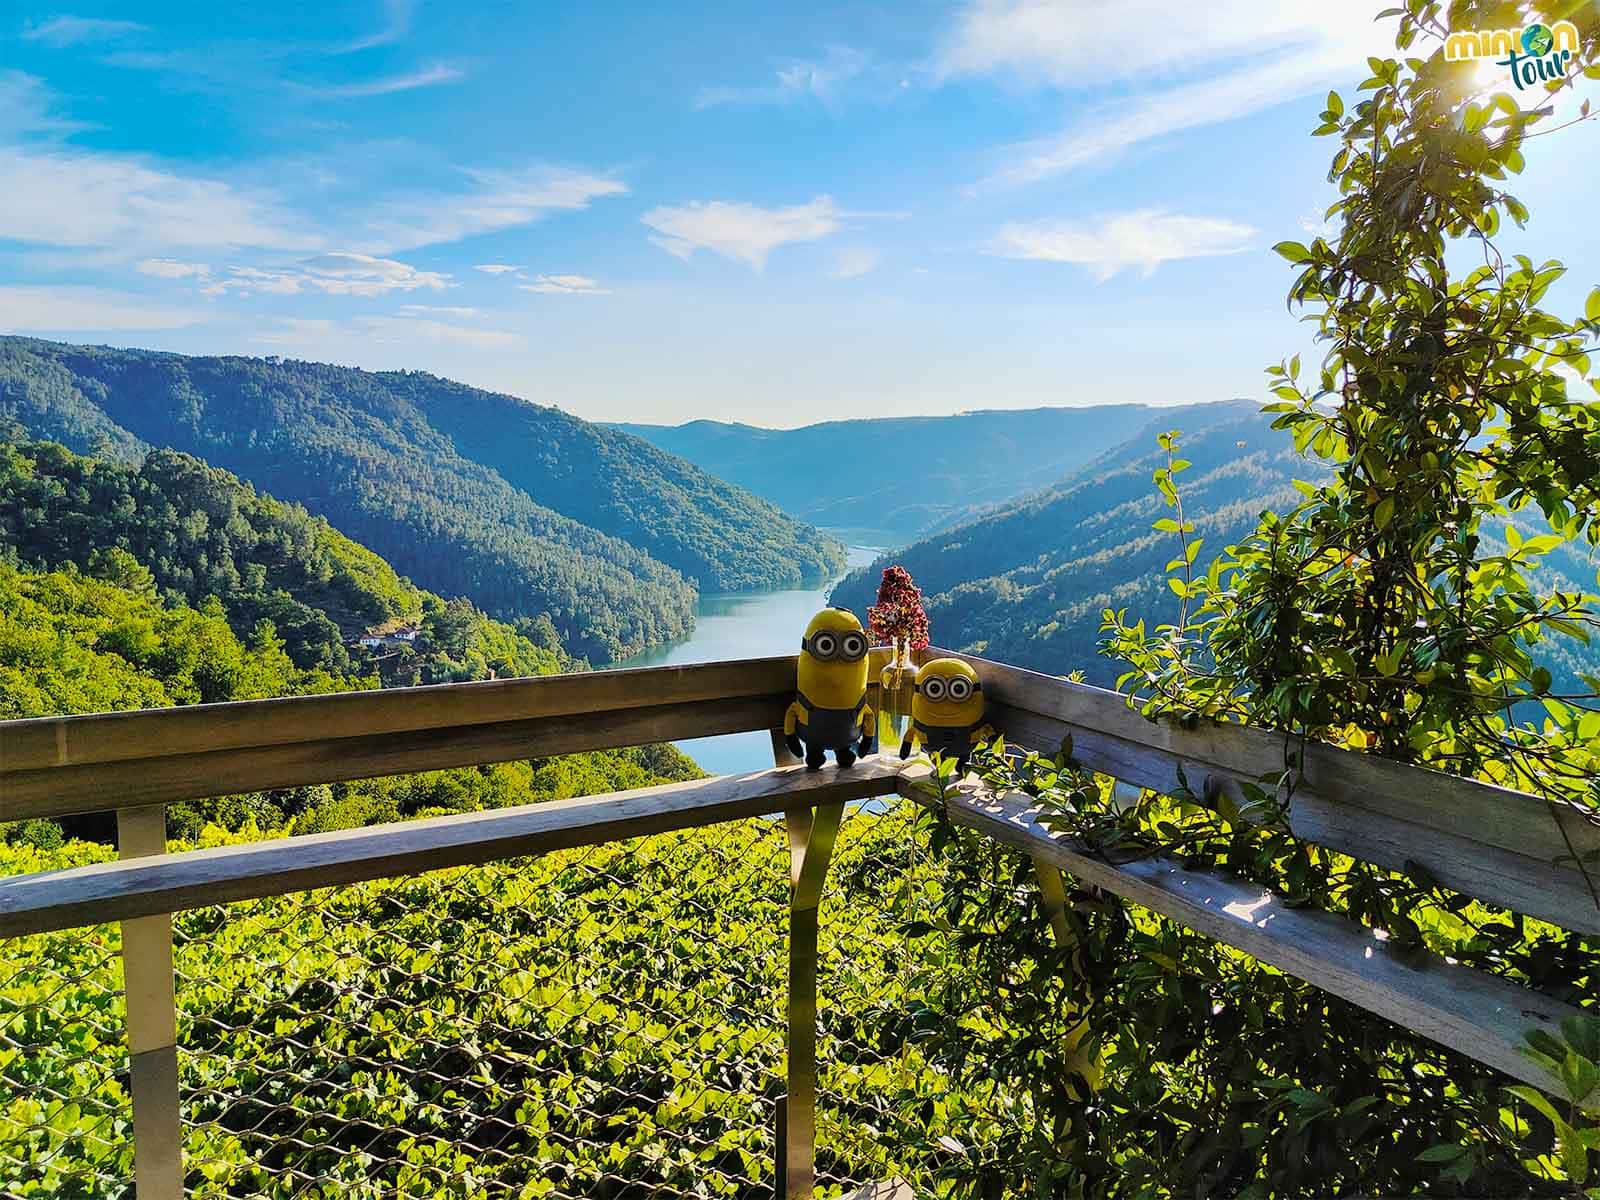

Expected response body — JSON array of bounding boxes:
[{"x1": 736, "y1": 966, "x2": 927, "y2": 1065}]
[{"x1": 914, "y1": 2, "x2": 1600, "y2": 1195}]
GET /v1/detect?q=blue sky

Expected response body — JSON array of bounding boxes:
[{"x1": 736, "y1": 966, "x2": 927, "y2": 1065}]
[{"x1": 1, "y1": 2, "x2": 1594, "y2": 426}]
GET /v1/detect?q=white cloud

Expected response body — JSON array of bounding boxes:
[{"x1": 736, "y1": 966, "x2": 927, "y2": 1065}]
[
  {"x1": 940, "y1": 1, "x2": 1375, "y2": 86},
  {"x1": 991, "y1": 210, "x2": 1256, "y2": 281},
  {"x1": 398, "y1": 304, "x2": 481, "y2": 318},
  {"x1": 697, "y1": 46, "x2": 870, "y2": 109},
  {"x1": 362, "y1": 166, "x2": 627, "y2": 253},
  {"x1": 203, "y1": 252, "x2": 450, "y2": 297},
  {"x1": 21, "y1": 16, "x2": 147, "y2": 47},
  {"x1": 297, "y1": 63, "x2": 466, "y2": 99},
  {"x1": 0, "y1": 285, "x2": 204, "y2": 331},
  {"x1": 0, "y1": 144, "x2": 319, "y2": 254},
  {"x1": 0, "y1": 70, "x2": 95, "y2": 136},
  {"x1": 942, "y1": 1, "x2": 1390, "y2": 189},
  {"x1": 473, "y1": 263, "x2": 522, "y2": 275},
  {"x1": 519, "y1": 274, "x2": 609, "y2": 295},
  {"x1": 643, "y1": 196, "x2": 842, "y2": 270},
  {"x1": 136, "y1": 258, "x2": 211, "y2": 279},
  {"x1": 254, "y1": 313, "x2": 521, "y2": 351},
  {"x1": 375, "y1": 316, "x2": 520, "y2": 349},
  {"x1": 831, "y1": 247, "x2": 881, "y2": 279},
  {"x1": 340, "y1": 0, "x2": 415, "y2": 52},
  {"x1": 980, "y1": 48, "x2": 1362, "y2": 189}
]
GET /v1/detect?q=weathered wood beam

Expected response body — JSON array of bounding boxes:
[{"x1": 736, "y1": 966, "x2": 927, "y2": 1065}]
[
  {"x1": 0, "y1": 760, "x2": 903, "y2": 937},
  {"x1": 933, "y1": 651, "x2": 1600, "y2": 937},
  {"x1": 0, "y1": 657, "x2": 798, "y2": 774},
  {"x1": 3, "y1": 694, "x2": 790, "y2": 821},
  {"x1": 926, "y1": 775, "x2": 1591, "y2": 1106}
]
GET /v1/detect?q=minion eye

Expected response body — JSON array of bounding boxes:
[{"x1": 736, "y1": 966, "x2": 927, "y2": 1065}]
[
  {"x1": 948, "y1": 677, "x2": 973, "y2": 702},
  {"x1": 812, "y1": 632, "x2": 837, "y2": 658},
  {"x1": 840, "y1": 632, "x2": 866, "y2": 660},
  {"x1": 922, "y1": 676, "x2": 947, "y2": 701}
]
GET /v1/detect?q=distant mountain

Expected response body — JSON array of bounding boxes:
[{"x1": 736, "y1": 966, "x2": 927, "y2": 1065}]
[
  {"x1": 614, "y1": 404, "x2": 1182, "y2": 542},
  {"x1": 0, "y1": 338, "x2": 847, "y2": 661},
  {"x1": 829, "y1": 403, "x2": 1314, "y2": 687}
]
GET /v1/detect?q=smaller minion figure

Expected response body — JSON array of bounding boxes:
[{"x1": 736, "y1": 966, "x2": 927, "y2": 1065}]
[
  {"x1": 785, "y1": 608, "x2": 876, "y2": 770},
  {"x1": 900, "y1": 657, "x2": 994, "y2": 768}
]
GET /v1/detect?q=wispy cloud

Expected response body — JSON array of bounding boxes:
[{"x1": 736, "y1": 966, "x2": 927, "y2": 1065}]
[
  {"x1": 340, "y1": 0, "x2": 416, "y2": 52},
  {"x1": 297, "y1": 63, "x2": 466, "y2": 99},
  {"x1": 519, "y1": 274, "x2": 609, "y2": 295},
  {"x1": 940, "y1": 2, "x2": 1376, "y2": 86},
  {"x1": 991, "y1": 210, "x2": 1256, "y2": 281},
  {"x1": 697, "y1": 46, "x2": 871, "y2": 109},
  {"x1": 254, "y1": 312, "x2": 522, "y2": 351},
  {"x1": 21, "y1": 16, "x2": 147, "y2": 48},
  {"x1": 398, "y1": 303, "x2": 480, "y2": 318},
  {"x1": 831, "y1": 246, "x2": 881, "y2": 279},
  {"x1": 941, "y1": 1, "x2": 1387, "y2": 189},
  {"x1": 202, "y1": 252, "x2": 450, "y2": 297},
  {"x1": 0, "y1": 144, "x2": 320, "y2": 254},
  {"x1": 979, "y1": 49, "x2": 1360, "y2": 189},
  {"x1": 643, "y1": 196, "x2": 842, "y2": 270},
  {"x1": 0, "y1": 70, "x2": 96, "y2": 136},
  {"x1": 136, "y1": 258, "x2": 211, "y2": 279},
  {"x1": 362, "y1": 165, "x2": 627, "y2": 253},
  {"x1": 473, "y1": 263, "x2": 522, "y2": 275},
  {"x1": 0, "y1": 285, "x2": 204, "y2": 331}
]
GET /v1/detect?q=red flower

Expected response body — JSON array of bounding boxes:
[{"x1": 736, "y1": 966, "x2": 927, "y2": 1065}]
[{"x1": 868, "y1": 565, "x2": 929, "y2": 651}]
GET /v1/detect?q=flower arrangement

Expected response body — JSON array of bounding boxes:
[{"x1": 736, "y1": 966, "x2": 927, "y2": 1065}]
[
  {"x1": 868, "y1": 566, "x2": 928, "y2": 737},
  {"x1": 867, "y1": 565, "x2": 929, "y2": 652}
]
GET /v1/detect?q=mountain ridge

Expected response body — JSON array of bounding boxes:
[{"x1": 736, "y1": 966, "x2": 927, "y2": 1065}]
[
  {"x1": 0, "y1": 337, "x2": 846, "y2": 661},
  {"x1": 614, "y1": 402, "x2": 1241, "y2": 541}
]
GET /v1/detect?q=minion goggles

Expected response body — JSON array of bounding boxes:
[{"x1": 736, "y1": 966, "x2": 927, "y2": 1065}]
[
  {"x1": 799, "y1": 630, "x2": 869, "y2": 661},
  {"x1": 918, "y1": 675, "x2": 980, "y2": 702}
]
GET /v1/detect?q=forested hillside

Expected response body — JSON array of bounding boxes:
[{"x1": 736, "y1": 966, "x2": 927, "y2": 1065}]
[
  {"x1": 0, "y1": 338, "x2": 844, "y2": 661},
  {"x1": 830, "y1": 404, "x2": 1318, "y2": 685},
  {"x1": 833, "y1": 403, "x2": 1600, "y2": 693},
  {"x1": 0, "y1": 439, "x2": 566, "y2": 682},
  {"x1": 616, "y1": 404, "x2": 1173, "y2": 541},
  {"x1": 0, "y1": 439, "x2": 702, "y2": 845}
]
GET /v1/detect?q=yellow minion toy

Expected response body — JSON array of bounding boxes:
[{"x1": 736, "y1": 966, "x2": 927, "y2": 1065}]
[
  {"x1": 784, "y1": 608, "x2": 876, "y2": 770},
  {"x1": 900, "y1": 657, "x2": 994, "y2": 768}
]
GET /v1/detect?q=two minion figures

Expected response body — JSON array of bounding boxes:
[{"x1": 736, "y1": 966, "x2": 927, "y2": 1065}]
[
  {"x1": 785, "y1": 608, "x2": 876, "y2": 770},
  {"x1": 900, "y1": 657, "x2": 994, "y2": 769}
]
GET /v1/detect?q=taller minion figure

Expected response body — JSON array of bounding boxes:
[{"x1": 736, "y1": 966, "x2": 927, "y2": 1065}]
[
  {"x1": 900, "y1": 657, "x2": 994, "y2": 768},
  {"x1": 784, "y1": 608, "x2": 876, "y2": 770}
]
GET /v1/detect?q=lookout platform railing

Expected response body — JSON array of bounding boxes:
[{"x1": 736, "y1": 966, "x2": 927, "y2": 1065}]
[{"x1": 1, "y1": 650, "x2": 1596, "y2": 1197}]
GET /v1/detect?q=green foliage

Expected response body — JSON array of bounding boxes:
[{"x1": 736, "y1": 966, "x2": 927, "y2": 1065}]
[
  {"x1": 3, "y1": 806, "x2": 1006, "y2": 1198},
  {"x1": 0, "y1": 560, "x2": 345, "y2": 721},
  {"x1": 0, "y1": 339, "x2": 845, "y2": 662},
  {"x1": 1094, "y1": 4, "x2": 1600, "y2": 1193}
]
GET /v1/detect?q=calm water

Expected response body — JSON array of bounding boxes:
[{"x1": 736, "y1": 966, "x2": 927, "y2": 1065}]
[{"x1": 613, "y1": 539, "x2": 887, "y2": 775}]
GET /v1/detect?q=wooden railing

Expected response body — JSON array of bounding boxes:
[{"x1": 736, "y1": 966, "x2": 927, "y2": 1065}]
[{"x1": 2, "y1": 650, "x2": 1596, "y2": 1197}]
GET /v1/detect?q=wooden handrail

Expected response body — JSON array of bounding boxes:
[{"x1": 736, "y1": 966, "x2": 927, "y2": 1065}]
[
  {"x1": 928, "y1": 649, "x2": 1600, "y2": 937},
  {"x1": 0, "y1": 657, "x2": 799, "y2": 773},
  {"x1": 0, "y1": 759, "x2": 904, "y2": 937}
]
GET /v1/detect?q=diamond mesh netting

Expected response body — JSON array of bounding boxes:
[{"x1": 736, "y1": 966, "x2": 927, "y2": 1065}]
[{"x1": 2, "y1": 793, "x2": 1037, "y2": 1198}]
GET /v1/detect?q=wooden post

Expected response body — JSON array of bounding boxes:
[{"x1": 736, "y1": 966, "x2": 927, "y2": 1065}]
[
  {"x1": 781, "y1": 801, "x2": 843, "y2": 1200},
  {"x1": 1032, "y1": 859, "x2": 1102, "y2": 1094},
  {"x1": 773, "y1": 726, "x2": 840, "y2": 1200},
  {"x1": 118, "y1": 805, "x2": 182, "y2": 1200}
]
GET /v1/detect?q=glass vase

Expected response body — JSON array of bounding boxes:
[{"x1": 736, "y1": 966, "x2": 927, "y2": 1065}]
[{"x1": 877, "y1": 638, "x2": 919, "y2": 749}]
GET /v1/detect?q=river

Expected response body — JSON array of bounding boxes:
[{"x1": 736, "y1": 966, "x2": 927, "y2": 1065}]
[{"x1": 613, "y1": 539, "x2": 888, "y2": 775}]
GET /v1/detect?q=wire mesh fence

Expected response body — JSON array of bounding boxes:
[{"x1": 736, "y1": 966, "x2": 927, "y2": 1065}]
[
  {"x1": 2, "y1": 789, "x2": 1046, "y2": 1199},
  {"x1": 0, "y1": 839, "x2": 133, "y2": 1200}
]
